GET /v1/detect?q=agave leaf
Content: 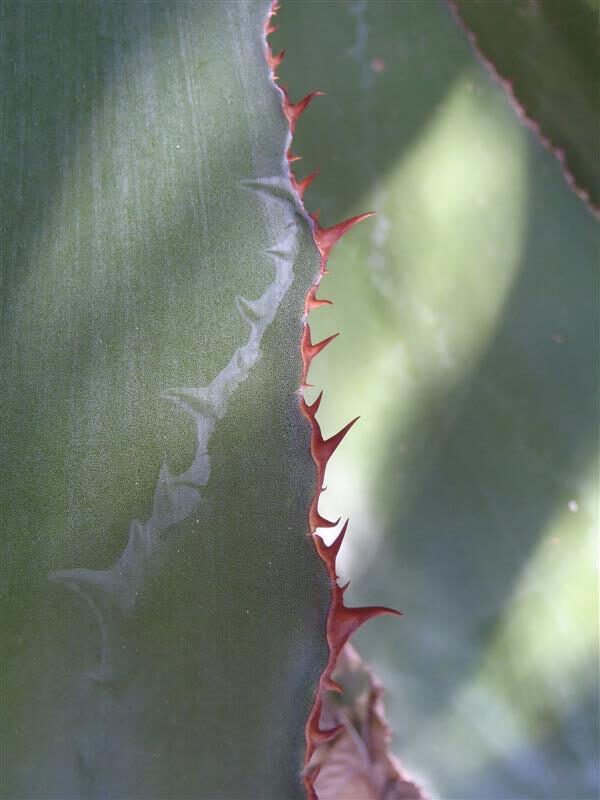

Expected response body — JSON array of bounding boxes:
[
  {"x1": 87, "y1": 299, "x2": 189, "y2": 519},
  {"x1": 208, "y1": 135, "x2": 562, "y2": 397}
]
[
  {"x1": 451, "y1": 0, "x2": 600, "y2": 210},
  {"x1": 1, "y1": 2, "x2": 329, "y2": 797},
  {"x1": 274, "y1": 1, "x2": 599, "y2": 798}
]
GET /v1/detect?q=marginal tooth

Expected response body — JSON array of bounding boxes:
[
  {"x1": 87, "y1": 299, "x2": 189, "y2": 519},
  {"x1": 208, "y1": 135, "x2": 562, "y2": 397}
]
[
  {"x1": 268, "y1": 48, "x2": 285, "y2": 72},
  {"x1": 283, "y1": 91, "x2": 324, "y2": 134},
  {"x1": 305, "y1": 286, "x2": 332, "y2": 311},
  {"x1": 331, "y1": 602, "x2": 402, "y2": 653},
  {"x1": 319, "y1": 417, "x2": 359, "y2": 465},
  {"x1": 307, "y1": 331, "x2": 339, "y2": 360},
  {"x1": 309, "y1": 504, "x2": 340, "y2": 532},
  {"x1": 313, "y1": 212, "x2": 375, "y2": 260},
  {"x1": 303, "y1": 390, "x2": 323, "y2": 418},
  {"x1": 294, "y1": 169, "x2": 319, "y2": 198},
  {"x1": 302, "y1": 328, "x2": 339, "y2": 385}
]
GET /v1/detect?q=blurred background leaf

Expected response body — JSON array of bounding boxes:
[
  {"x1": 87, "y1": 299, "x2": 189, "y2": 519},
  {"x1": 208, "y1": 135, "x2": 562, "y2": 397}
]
[
  {"x1": 452, "y1": 0, "x2": 600, "y2": 209},
  {"x1": 274, "y1": 1, "x2": 599, "y2": 798}
]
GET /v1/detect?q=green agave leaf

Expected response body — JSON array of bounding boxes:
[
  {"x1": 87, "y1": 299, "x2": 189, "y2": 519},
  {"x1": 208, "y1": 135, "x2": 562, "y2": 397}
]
[
  {"x1": 452, "y1": 0, "x2": 600, "y2": 210},
  {"x1": 274, "y1": 1, "x2": 599, "y2": 798},
  {"x1": 1, "y1": 2, "x2": 329, "y2": 797}
]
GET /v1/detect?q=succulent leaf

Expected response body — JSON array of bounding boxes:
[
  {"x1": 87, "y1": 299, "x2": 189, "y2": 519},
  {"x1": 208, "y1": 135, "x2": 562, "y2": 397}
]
[{"x1": 1, "y1": 2, "x2": 332, "y2": 797}]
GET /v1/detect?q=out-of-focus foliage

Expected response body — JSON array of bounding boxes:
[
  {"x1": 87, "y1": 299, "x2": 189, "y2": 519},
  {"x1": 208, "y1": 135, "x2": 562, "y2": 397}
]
[
  {"x1": 274, "y1": 1, "x2": 599, "y2": 798},
  {"x1": 1, "y1": 2, "x2": 328, "y2": 797},
  {"x1": 453, "y1": 0, "x2": 600, "y2": 209}
]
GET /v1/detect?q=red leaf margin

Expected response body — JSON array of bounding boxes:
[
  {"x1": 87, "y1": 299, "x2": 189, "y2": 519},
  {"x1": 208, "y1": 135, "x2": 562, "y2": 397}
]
[{"x1": 263, "y1": 3, "x2": 401, "y2": 798}]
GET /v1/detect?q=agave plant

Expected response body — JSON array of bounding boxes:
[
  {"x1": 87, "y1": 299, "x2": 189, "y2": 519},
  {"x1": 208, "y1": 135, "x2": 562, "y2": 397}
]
[
  {"x1": 1, "y1": 1, "x2": 396, "y2": 796},
  {"x1": 2, "y1": 1, "x2": 598, "y2": 799}
]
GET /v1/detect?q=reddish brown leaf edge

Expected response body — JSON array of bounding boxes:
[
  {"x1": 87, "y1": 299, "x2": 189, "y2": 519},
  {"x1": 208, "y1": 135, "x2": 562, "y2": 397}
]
[{"x1": 263, "y1": 3, "x2": 403, "y2": 798}]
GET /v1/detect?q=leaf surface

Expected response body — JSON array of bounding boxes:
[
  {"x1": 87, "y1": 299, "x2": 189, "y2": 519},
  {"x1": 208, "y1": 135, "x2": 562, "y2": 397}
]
[{"x1": 1, "y1": 2, "x2": 329, "y2": 797}]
